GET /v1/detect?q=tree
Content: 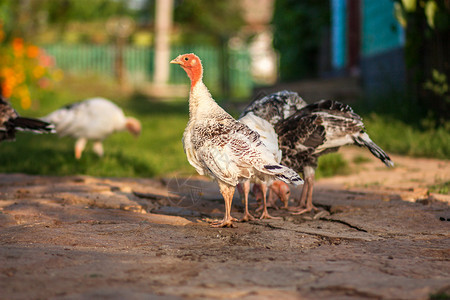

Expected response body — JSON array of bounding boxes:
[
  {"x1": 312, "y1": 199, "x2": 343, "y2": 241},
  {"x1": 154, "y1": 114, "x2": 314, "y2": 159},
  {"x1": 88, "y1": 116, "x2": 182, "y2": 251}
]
[
  {"x1": 0, "y1": 0, "x2": 133, "y2": 43},
  {"x1": 394, "y1": 0, "x2": 450, "y2": 122},
  {"x1": 173, "y1": 0, "x2": 244, "y2": 46},
  {"x1": 272, "y1": 0, "x2": 330, "y2": 81},
  {"x1": 173, "y1": 0, "x2": 245, "y2": 97}
]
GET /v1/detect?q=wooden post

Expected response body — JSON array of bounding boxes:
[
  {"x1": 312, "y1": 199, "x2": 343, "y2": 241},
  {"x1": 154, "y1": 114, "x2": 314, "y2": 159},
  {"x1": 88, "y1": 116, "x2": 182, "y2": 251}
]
[
  {"x1": 154, "y1": 0, "x2": 174, "y2": 85},
  {"x1": 106, "y1": 17, "x2": 135, "y2": 91},
  {"x1": 115, "y1": 35, "x2": 125, "y2": 88}
]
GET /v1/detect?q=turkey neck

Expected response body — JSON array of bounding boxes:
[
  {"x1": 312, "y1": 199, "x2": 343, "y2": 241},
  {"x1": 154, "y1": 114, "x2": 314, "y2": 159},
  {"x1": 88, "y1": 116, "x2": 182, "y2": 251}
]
[{"x1": 187, "y1": 65, "x2": 221, "y2": 120}]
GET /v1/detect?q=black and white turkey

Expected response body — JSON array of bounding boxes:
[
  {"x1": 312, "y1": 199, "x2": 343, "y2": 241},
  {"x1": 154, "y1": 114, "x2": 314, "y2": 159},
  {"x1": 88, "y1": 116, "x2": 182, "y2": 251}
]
[{"x1": 241, "y1": 91, "x2": 394, "y2": 215}]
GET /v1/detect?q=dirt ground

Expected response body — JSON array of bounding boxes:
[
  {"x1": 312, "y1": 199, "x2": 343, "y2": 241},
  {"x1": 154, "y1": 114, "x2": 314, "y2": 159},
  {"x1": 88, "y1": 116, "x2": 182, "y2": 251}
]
[{"x1": 0, "y1": 147, "x2": 449, "y2": 300}]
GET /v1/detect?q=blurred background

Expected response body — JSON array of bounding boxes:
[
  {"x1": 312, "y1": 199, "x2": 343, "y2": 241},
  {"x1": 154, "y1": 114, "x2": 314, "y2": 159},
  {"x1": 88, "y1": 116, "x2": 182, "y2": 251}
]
[{"x1": 0, "y1": 0, "x2": 448, "y2": 182}]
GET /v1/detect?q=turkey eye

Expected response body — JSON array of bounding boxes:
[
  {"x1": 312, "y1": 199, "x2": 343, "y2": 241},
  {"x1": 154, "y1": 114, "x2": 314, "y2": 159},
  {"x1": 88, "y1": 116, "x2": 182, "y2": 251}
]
[{"x1": 184, "y1": 57, "x2": 189, "y2": 61}]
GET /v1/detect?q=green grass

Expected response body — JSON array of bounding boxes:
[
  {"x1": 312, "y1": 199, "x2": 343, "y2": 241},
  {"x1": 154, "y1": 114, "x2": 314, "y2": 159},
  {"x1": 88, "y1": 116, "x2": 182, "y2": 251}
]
[
  {"x1": 428, "y1": 181, "x2": 450, "y2": 195},
  {"x1": 0, "y1": 77, "x2": 193, "y2": 178},
  {"x1": 352, "y1": 154, "x2": 372, "y2": 165},
  {"x1": 353, "y1": 92, "x2": 450, "y2": 160},
  {"x1": 316, "y1": 153, "x2": 350, "y2": 179},
  {"x1": 429, "y1": 292, "x2": 450, "y2": 300},
  {"x1": 362, "y1": 113, "x2": 450, "y2": 159}
]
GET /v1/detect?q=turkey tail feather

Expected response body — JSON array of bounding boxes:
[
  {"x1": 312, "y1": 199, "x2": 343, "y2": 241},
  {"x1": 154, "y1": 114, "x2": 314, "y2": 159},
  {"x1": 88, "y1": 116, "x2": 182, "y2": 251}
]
[
  {"x1": 355, "y1": 133, "x2": 394, "y2": 167},
  {"x1": 263, "y1": 164, "x2": 303, "y2": 185},
  {"x1": 13, "y1": 117, "x2": 55, "y2": 134}
]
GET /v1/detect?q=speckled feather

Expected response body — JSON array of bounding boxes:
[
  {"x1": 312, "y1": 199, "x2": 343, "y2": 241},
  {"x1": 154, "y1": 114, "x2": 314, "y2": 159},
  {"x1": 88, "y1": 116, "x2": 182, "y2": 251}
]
[
  {"x1": 0, "y1": 97, "x2": 18, "y2": 126},
  {"x1": 240, "y1": 90, "x2": 307, "y2": 125},
  {"x1": 238, "y1": 112, "x2": 282, "y2": 163},
  {"x1": 275, "y1": 99, "x2": 393, "y2": 172}
]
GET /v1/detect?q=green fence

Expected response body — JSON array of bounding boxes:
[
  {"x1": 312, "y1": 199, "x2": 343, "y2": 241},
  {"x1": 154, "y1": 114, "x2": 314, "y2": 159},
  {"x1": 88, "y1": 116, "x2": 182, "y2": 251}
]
[{"x1": 43, "y1": 44, "x2": 253, "y2": 97}]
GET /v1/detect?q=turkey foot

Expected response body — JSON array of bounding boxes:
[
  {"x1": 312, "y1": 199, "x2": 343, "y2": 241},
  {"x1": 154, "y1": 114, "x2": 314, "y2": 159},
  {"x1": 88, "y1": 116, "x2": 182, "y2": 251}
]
[
  {"x1": 258, "y1": 183, "x2": 281, "y2": 220},
  {"x1": 290, "y1": 204, "x2": 319, "y2": 215},
  {"x1": 259, "y1": 209, "x2": 282, "y2": 220},
  {"x1": 240, "y1": 212, "x2": 255, "y2": 222},
  {"x1": 211, "y1": 218, "x2": 236, "y2": 228}
]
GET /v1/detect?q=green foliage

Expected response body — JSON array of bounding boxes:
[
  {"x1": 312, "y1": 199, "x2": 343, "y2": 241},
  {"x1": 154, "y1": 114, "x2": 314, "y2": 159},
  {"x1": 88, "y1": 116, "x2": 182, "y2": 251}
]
[
  {"x1": 393, "y1": 0, "x2": 450, "y2": 121},
  {"x1": 46, "y1": 0, "x2": 131, "y2": 22},
  {"x1": 174, "y1": 0, "x2": 245, "y2": 45},
  {"x1": 424, "y1": 69, "x2": 450, "y2": 102},
  {"x1": 0, "y1": 0, "x2": 133, "y2": 43},
  {"x1": 272, "y1": 0, "x2": 330, "y2": 81},
  {"x1": 428, "y1": 181, "x2": 450, "y2": 195},
  {"x1": 395, "y1": 0, "x2": 450, "y2": 30},
  {"x1": 429, "y1": 292, "x2": 450, "y2": 300},
  {"x1": 352, "y1": 155, "x2": 371, "y2": 165},
  {"x1": 316, "y1": 153, "x2": 350, "y2": 179}
]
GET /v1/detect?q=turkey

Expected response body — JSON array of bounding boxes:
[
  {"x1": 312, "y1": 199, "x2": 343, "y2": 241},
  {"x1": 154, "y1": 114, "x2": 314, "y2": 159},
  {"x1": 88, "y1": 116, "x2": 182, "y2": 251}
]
[
  {"x1": 237, "y1": 112, "x2": 283, "y2": 220},
  {"x1": 42, "y1": 97, "x2": 141, "y2": 159},
  {"x1": 170, "y1": 53, "x2": 303, "y2": 227},
  {"x1": 236, "y1": 90, "x2": 306, "y2": 216},
  {"x1": 0, "y1": 96, "x2": 54, "y2": 142},
  {"x1": 243, "y1": 91, "x2": 394, "y2": 215}
]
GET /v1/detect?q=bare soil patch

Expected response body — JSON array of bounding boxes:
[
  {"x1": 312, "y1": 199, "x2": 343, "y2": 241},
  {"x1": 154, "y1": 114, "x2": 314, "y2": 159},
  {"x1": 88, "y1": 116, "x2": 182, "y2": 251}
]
[{"x1": 1, "y1": 148, "x2": 449, "y2": 299}]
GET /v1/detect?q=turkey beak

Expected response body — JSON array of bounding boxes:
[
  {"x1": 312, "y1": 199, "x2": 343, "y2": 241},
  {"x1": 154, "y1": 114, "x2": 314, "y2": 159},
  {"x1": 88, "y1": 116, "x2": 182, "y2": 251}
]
[{"x1": 170, "y1": 56, "x2": 182, "y2": 65}]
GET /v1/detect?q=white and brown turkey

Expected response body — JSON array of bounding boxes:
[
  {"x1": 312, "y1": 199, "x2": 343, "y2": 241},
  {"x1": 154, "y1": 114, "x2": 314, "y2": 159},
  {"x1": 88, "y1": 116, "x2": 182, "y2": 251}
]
[{"x1": 170, "y1": 53, "x2": 303, "y2": 227}]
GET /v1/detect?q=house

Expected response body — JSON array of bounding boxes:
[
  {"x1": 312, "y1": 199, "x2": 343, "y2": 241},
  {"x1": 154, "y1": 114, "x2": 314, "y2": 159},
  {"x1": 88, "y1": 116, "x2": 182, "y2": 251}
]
[{"x1": 331, "y1": 0, "x2": 406, "y2": 94}]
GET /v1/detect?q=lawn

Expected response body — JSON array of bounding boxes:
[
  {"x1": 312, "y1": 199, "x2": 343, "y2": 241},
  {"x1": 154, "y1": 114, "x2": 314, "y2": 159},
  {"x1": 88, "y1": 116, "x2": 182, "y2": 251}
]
[
  {"x1": 0, "y1": 76, "x2": 193, "y2": 178},
  {"x1": 1, "y1": 76, "x2": 448, "y2": 179}
]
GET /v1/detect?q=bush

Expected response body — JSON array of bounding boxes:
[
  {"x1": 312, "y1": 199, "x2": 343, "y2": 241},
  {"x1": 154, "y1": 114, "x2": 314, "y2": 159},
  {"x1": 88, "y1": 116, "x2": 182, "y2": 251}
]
[
  {"x1": 0, "y1": 31, "x2": 62, "y2": 109},
  {"x1": 363, "y1": 113, "x2": 450, "y2": 159}
]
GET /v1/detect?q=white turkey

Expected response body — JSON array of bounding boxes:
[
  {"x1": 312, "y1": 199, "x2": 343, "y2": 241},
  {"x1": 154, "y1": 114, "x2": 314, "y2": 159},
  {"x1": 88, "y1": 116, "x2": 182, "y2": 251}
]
[
  {"x1": 242, "y1": 91, "x2": 394, "y2": 215},
  {"x1": 42, "y1": 97, "x2": 141, "y2": 159},
  {"x1": 236, "y1": 90, "x2": 306, "y2": 217},
  {"x1": 0, "y1": 96, "x2": 54, "y2": 142},
  {"x1": 170, "y1": 53, "x2": 303, "y2": 227},
  {"x1": 237, "y1": 111, "x2": 283, "y2": 220}
]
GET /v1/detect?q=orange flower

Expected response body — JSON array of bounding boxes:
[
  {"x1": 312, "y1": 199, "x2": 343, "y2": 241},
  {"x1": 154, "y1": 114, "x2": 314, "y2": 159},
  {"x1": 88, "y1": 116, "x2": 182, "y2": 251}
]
[
  {"x1": 1, "y1": 36, "x2": 58, "y2": 108},
  {"x1": 27, "y1": 45, "x2": 40, "y2": 58},
  {"x1": 1, "y1": 67, "x2": 14, "y2": 77},
  {"x1": 1, "y1": 83, "x2": 12, "y2": 98},
  {"x1": 12, "y1": 38, "x2": 24, "y2": 51},
  {"x1": 12, "y1": 38, "x2": 24, "y2": 57}
]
